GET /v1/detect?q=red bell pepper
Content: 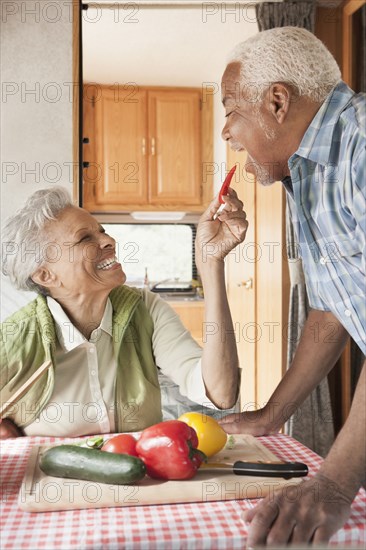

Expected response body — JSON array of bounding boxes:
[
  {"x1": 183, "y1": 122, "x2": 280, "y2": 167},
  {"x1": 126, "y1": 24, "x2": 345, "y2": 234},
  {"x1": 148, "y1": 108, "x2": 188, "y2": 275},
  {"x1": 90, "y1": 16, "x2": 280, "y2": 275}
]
[{"x1": 135, "y1": 420, "x2": 206, "y2": 480}]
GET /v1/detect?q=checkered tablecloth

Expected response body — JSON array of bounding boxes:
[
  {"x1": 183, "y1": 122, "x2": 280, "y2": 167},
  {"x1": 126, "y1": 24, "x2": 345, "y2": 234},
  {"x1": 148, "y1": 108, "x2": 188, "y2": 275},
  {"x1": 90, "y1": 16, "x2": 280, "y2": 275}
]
[{"x1": 1, "y1": 434, "x2": 365, "y2": 549}]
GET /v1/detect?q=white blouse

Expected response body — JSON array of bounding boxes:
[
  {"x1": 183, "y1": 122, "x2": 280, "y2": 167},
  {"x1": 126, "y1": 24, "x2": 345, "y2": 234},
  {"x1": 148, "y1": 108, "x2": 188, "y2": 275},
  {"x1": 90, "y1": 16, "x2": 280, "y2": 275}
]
[{"x1": 24, "y1": 289, "x2": 211, "y2": 436}]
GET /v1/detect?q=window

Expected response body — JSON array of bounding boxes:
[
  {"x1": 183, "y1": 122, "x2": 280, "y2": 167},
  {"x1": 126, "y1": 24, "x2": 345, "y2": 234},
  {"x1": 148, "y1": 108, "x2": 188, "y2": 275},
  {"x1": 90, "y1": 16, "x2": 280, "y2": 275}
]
[{"x1": 102, "y1": 223, "x2": 196, "y2": 288}]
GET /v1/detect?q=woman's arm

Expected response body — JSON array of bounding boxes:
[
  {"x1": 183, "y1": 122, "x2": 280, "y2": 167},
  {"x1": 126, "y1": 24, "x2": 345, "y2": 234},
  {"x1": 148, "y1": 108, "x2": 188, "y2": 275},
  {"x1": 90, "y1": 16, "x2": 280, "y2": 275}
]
[
  {"x1": 195, "y1": 189, "x2": 248, "y2": 408},
  {"x1": 146, "y1": 188, "x2": 247, "y2": 410}
]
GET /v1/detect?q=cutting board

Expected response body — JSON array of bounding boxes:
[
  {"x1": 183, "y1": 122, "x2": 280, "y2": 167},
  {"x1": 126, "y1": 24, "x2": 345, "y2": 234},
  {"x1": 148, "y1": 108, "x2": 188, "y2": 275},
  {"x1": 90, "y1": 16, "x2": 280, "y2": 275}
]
[{"x1": 19, "y1": 435, "x2": 304, "y2": 512}]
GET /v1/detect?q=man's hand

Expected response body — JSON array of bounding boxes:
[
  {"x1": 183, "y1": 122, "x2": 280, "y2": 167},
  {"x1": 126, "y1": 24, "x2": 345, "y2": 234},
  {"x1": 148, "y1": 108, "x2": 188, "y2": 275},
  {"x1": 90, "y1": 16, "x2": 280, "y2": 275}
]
[
  {"x1": 244, "y1": 474, "x2": 352, "y2": 546},
  {"x1": 0, "y1": 418, "x2": 23, "y2": 439},
  {"x1": 219, "y1": 408, "x2": 279, "y2": 436},
  {"x1": 236, "y1": 361, "x2": 365, "y2": 546}
]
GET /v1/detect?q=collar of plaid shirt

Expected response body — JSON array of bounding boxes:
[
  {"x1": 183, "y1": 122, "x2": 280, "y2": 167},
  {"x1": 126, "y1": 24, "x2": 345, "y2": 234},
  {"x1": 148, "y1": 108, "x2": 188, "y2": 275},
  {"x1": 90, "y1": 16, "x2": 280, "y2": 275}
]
[{"x1": 294, "y1": 80, "x2": 355, "y2": 166}]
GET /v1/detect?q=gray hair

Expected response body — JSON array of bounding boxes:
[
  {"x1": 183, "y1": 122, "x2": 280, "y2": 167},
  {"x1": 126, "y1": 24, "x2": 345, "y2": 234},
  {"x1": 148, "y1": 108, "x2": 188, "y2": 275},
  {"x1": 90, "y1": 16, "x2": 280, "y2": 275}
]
[
  {"x1": 227, "y1": 27, "x2": 341, "y2": 102},
  {"x1": 1, "y1": 186, "x2": 73, "y2": 294}
]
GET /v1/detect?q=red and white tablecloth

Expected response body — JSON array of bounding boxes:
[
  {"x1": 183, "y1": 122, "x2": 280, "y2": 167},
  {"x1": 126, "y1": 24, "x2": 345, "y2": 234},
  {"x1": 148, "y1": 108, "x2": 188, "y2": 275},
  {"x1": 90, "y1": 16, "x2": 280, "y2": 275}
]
[{"x1": 1, "y1": 434, "x2": 365, "y2": 549}]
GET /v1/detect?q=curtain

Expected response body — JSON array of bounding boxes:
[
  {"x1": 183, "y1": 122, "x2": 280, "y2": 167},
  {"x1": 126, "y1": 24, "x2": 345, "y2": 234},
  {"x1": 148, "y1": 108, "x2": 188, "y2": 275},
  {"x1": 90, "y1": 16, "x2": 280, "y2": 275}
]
[
  {"x1": 285, "y1": 206, "x2": 334, "y2": 456},
  {"x1": 255, "y1": 0, "x2": 335, "y2": 457},
  {"x1": 256, "y1": 1, "x2": 315, "y2": 32}
]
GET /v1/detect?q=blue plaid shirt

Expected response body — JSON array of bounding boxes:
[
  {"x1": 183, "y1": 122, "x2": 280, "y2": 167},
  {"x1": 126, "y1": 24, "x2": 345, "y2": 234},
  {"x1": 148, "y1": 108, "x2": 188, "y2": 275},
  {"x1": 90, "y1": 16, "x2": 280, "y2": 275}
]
[{"x1": 284, "y1": 81, "x2": 366, "y2": 355}]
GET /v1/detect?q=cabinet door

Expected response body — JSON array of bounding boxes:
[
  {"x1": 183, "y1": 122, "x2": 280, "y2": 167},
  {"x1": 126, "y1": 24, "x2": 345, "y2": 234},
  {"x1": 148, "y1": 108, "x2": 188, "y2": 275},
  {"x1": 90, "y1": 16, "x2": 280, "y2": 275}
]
[
  {"x1": 225, "y1": 150, "x2": 256, "y2": 408},
  {"x1": 92, "y1": 86, "x2": 148, "y2": 206},
  {"x1": 226, "y1": 148, "x2": 290, "y2": 411},
  {"x1": 148, "y1": 90, "x2": 202, "y2": 206}
]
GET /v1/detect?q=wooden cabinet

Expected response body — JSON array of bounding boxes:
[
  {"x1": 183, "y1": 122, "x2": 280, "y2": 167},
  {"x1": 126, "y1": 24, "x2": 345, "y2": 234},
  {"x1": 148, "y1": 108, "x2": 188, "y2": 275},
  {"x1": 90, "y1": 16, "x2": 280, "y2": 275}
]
[
  {"x1": 342, "y1": 0, "x2": 366, "y2": 93},
  {"x1": 148, "y1": 90, "x2": 201, "y2": 206},
  {"x1": 91, "y1": 86, "x2": 148, "y2": 206},
  {"x1": 337, "y1": 0, "x2": 366, "y2": 428},
  {"x1": 83, "y1": 85, "x2": 213, "y2": 212}
]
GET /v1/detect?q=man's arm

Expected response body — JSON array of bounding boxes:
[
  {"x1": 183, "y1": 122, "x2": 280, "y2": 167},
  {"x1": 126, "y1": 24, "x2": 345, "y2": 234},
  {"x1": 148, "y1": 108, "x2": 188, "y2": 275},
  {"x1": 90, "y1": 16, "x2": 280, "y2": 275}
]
[
  {"x1": 318, "y1": 359, "x2": 366, "y2": 491},
  {"x1": 220, "y1": 309, "x2": 349, "y2": 432},
  {"x1": 243, "y1": 362, "x2": 365, "y2": 546},
  {"x1": 220, "y1": 308, "x2": 364, "y2": 545}
]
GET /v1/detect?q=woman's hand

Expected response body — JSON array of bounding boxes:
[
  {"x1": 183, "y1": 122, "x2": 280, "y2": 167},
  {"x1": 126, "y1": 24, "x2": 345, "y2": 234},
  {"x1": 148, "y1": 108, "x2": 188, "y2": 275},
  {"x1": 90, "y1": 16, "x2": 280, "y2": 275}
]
[
  {"x1": 0, "y1": 418, "x2": 24, "y2": 439},
  {"x1": 195, "y1": 188, "x2": 248, "y2": 267}
]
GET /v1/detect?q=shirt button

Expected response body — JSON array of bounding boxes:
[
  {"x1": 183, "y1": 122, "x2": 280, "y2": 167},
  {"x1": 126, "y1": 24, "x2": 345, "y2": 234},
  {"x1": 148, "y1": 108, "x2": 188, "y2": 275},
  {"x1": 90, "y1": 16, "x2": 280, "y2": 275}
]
[
  {"x1": 344, "y1": 309, "x2": 352, "y2": 317},
  {"x1": 320, "y1": 257, "x2": 326, "y2": 265},
  {"x1": 89, "y1": 347, "x2": 95, "y2": 354},
  {"x1": 91, "y1": 370, "x2": 96, "y2": 375}
]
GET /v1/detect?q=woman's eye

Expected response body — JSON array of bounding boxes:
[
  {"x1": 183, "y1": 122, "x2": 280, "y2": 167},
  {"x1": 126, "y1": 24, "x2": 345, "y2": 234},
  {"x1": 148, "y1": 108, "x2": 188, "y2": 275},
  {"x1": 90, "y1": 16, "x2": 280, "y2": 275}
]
[
  {"x1": 76, "y1": 227, "x2": 105, "y2": 244},
  {"x1": 225, "y1": 111, "x2": 233, "y2": 118}
]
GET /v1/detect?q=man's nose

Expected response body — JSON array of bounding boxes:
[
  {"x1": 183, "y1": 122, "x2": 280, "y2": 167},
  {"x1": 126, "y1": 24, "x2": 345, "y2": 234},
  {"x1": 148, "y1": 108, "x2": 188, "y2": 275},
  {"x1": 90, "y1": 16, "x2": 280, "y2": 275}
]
[{"x1": 222, "y1": 120, "x2": 230, "y2": 141}]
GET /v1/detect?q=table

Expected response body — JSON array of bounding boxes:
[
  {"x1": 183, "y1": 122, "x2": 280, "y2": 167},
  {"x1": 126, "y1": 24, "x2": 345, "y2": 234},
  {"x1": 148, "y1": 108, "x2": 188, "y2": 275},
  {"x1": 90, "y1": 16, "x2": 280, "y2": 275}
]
[{"x1": 1, "y1": 434, "x2": 365, "y2": 549}]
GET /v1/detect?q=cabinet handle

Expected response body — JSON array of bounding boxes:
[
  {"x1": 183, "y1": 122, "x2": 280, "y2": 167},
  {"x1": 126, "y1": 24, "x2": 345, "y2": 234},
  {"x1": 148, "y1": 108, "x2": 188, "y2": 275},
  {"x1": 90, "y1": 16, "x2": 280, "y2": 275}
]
[
  {"x1": 151, "y1": 137, "x2": 156, "y2": 155},
  {"x1": 142, "y1": 138, "x2": 146, "y2": 155},
  {"x1": 237, "y1": 278, "x2": 253, "y2": 290}
]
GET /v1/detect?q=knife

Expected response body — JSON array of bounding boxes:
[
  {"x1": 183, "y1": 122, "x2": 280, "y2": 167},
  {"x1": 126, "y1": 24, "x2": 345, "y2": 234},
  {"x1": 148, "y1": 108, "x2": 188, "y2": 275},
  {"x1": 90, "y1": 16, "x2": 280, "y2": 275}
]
[{"x1": 200, "y1": 460, "x2": 308, "y2": 479}]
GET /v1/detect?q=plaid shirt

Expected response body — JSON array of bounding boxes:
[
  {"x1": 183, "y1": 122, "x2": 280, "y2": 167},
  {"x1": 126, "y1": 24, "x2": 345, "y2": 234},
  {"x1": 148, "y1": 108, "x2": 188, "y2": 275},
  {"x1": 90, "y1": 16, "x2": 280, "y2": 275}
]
[{"x1": 284, "y1": 81, "x2": 366, "y2": 355}]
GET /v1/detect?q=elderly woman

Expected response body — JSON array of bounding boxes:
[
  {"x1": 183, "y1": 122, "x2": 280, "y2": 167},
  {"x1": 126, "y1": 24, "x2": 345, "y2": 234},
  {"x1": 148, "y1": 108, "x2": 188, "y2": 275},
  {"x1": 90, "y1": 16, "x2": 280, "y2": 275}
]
[{"x1": 0, "y1": 186, "x2": 247, "y2": 438}]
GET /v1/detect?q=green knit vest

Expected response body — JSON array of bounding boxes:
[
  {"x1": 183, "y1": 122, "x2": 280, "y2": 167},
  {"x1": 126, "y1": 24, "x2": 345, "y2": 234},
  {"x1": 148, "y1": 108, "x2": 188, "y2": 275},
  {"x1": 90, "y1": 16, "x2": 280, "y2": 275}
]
[{"x1": 0, "y1": 286, "x2": 162, "y2": 432}]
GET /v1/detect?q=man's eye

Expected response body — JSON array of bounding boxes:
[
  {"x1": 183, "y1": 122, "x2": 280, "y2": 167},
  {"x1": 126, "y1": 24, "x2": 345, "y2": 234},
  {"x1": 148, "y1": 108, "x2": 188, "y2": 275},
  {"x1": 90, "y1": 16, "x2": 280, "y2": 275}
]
[
  {"x1": 78, "y1": 235, "x2": 90, "y2": 243},
  {"x1": 225, "y1": 111, "x2": 233, "y2": 118}
]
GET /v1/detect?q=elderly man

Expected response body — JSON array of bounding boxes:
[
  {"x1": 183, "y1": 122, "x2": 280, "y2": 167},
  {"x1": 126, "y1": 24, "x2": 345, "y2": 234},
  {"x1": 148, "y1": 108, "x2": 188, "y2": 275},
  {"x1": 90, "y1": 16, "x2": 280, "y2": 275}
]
[{"x1": 220, "y1": 27, "x2": 365, "y2": 545}]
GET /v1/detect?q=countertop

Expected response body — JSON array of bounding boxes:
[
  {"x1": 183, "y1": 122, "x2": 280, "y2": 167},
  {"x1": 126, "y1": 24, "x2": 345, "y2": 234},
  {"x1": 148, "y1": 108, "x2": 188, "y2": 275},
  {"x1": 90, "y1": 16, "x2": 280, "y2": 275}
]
[{"x1": 1, "y1": 434, "x2": 365, "y2": 549}]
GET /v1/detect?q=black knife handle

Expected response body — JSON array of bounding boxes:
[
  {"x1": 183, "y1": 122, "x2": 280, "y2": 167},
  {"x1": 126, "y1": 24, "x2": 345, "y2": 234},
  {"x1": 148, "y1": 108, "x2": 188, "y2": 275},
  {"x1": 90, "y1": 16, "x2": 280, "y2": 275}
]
[{"x1": 232, "y1": 461, "x2": 308, "y2": 479}]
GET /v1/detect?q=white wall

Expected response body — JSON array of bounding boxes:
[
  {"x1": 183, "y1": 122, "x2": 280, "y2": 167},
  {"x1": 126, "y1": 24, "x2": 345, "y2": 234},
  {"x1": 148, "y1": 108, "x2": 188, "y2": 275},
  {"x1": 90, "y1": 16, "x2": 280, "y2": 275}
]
[
  {"x1": 1, "y1": 0, "x2": 75, "y2": 318},
  {"x1": 1, "y1": 0, "x2": 75, "y2": 221}
]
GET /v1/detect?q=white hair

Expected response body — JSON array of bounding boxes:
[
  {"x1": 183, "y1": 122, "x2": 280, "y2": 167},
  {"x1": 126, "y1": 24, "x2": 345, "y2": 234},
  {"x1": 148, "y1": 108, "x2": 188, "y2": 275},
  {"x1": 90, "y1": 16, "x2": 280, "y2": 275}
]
[
  {"x1": 1, "y1": 186, "x2": 73, "y2": 294},
  {"x1": 227, "y1": 27, "x2": 341, "y2": 102}
]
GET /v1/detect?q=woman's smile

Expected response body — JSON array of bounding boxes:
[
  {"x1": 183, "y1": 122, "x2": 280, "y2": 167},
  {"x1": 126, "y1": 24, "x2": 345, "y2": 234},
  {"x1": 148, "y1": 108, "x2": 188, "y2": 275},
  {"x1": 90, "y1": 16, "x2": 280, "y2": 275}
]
[{"x1": 96, "y1": 256, "x2": 121, "y2": 271}]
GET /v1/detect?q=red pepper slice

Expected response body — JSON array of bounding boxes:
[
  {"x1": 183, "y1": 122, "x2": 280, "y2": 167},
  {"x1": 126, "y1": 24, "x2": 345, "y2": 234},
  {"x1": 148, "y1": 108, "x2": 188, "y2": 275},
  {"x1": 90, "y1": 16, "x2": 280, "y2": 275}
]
[
  {"x1": 218, "y1": 165, "x2": 237, "y2": 204},
  {"x1": 135, "y1": 420, "x2": 206, "y2": 480}
]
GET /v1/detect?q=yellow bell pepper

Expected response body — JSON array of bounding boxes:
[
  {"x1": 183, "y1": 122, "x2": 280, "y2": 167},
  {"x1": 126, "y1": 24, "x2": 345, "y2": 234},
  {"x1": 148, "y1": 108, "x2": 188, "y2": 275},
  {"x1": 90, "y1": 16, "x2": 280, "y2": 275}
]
[{"x1": 178, "y1": 412, "x2": 227, "y2": 457}]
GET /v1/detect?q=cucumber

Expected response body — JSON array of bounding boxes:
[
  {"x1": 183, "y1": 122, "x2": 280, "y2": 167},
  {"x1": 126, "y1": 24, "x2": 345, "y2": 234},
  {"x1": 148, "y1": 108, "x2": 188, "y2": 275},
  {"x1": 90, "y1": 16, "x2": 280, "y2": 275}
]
[{"x1": 40, "y1": 445, "x2": 146, "y2": 485}]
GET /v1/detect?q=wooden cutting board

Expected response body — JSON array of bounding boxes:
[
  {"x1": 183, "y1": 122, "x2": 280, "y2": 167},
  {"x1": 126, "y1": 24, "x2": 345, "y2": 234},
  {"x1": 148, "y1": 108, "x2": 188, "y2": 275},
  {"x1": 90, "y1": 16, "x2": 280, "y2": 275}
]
[{"x1": 19, "y1": 435, "x2": 304, "y2": 512}]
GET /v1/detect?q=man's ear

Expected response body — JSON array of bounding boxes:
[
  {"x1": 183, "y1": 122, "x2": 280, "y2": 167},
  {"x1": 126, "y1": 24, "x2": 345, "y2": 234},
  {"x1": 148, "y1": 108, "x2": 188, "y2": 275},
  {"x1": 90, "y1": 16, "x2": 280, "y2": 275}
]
[
  {"x1": 267, "y1": 83, "x2": 292, "y2": 124},
  {"x1": 31, "y1": 266, "x2": 60, "y2": 290}
]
